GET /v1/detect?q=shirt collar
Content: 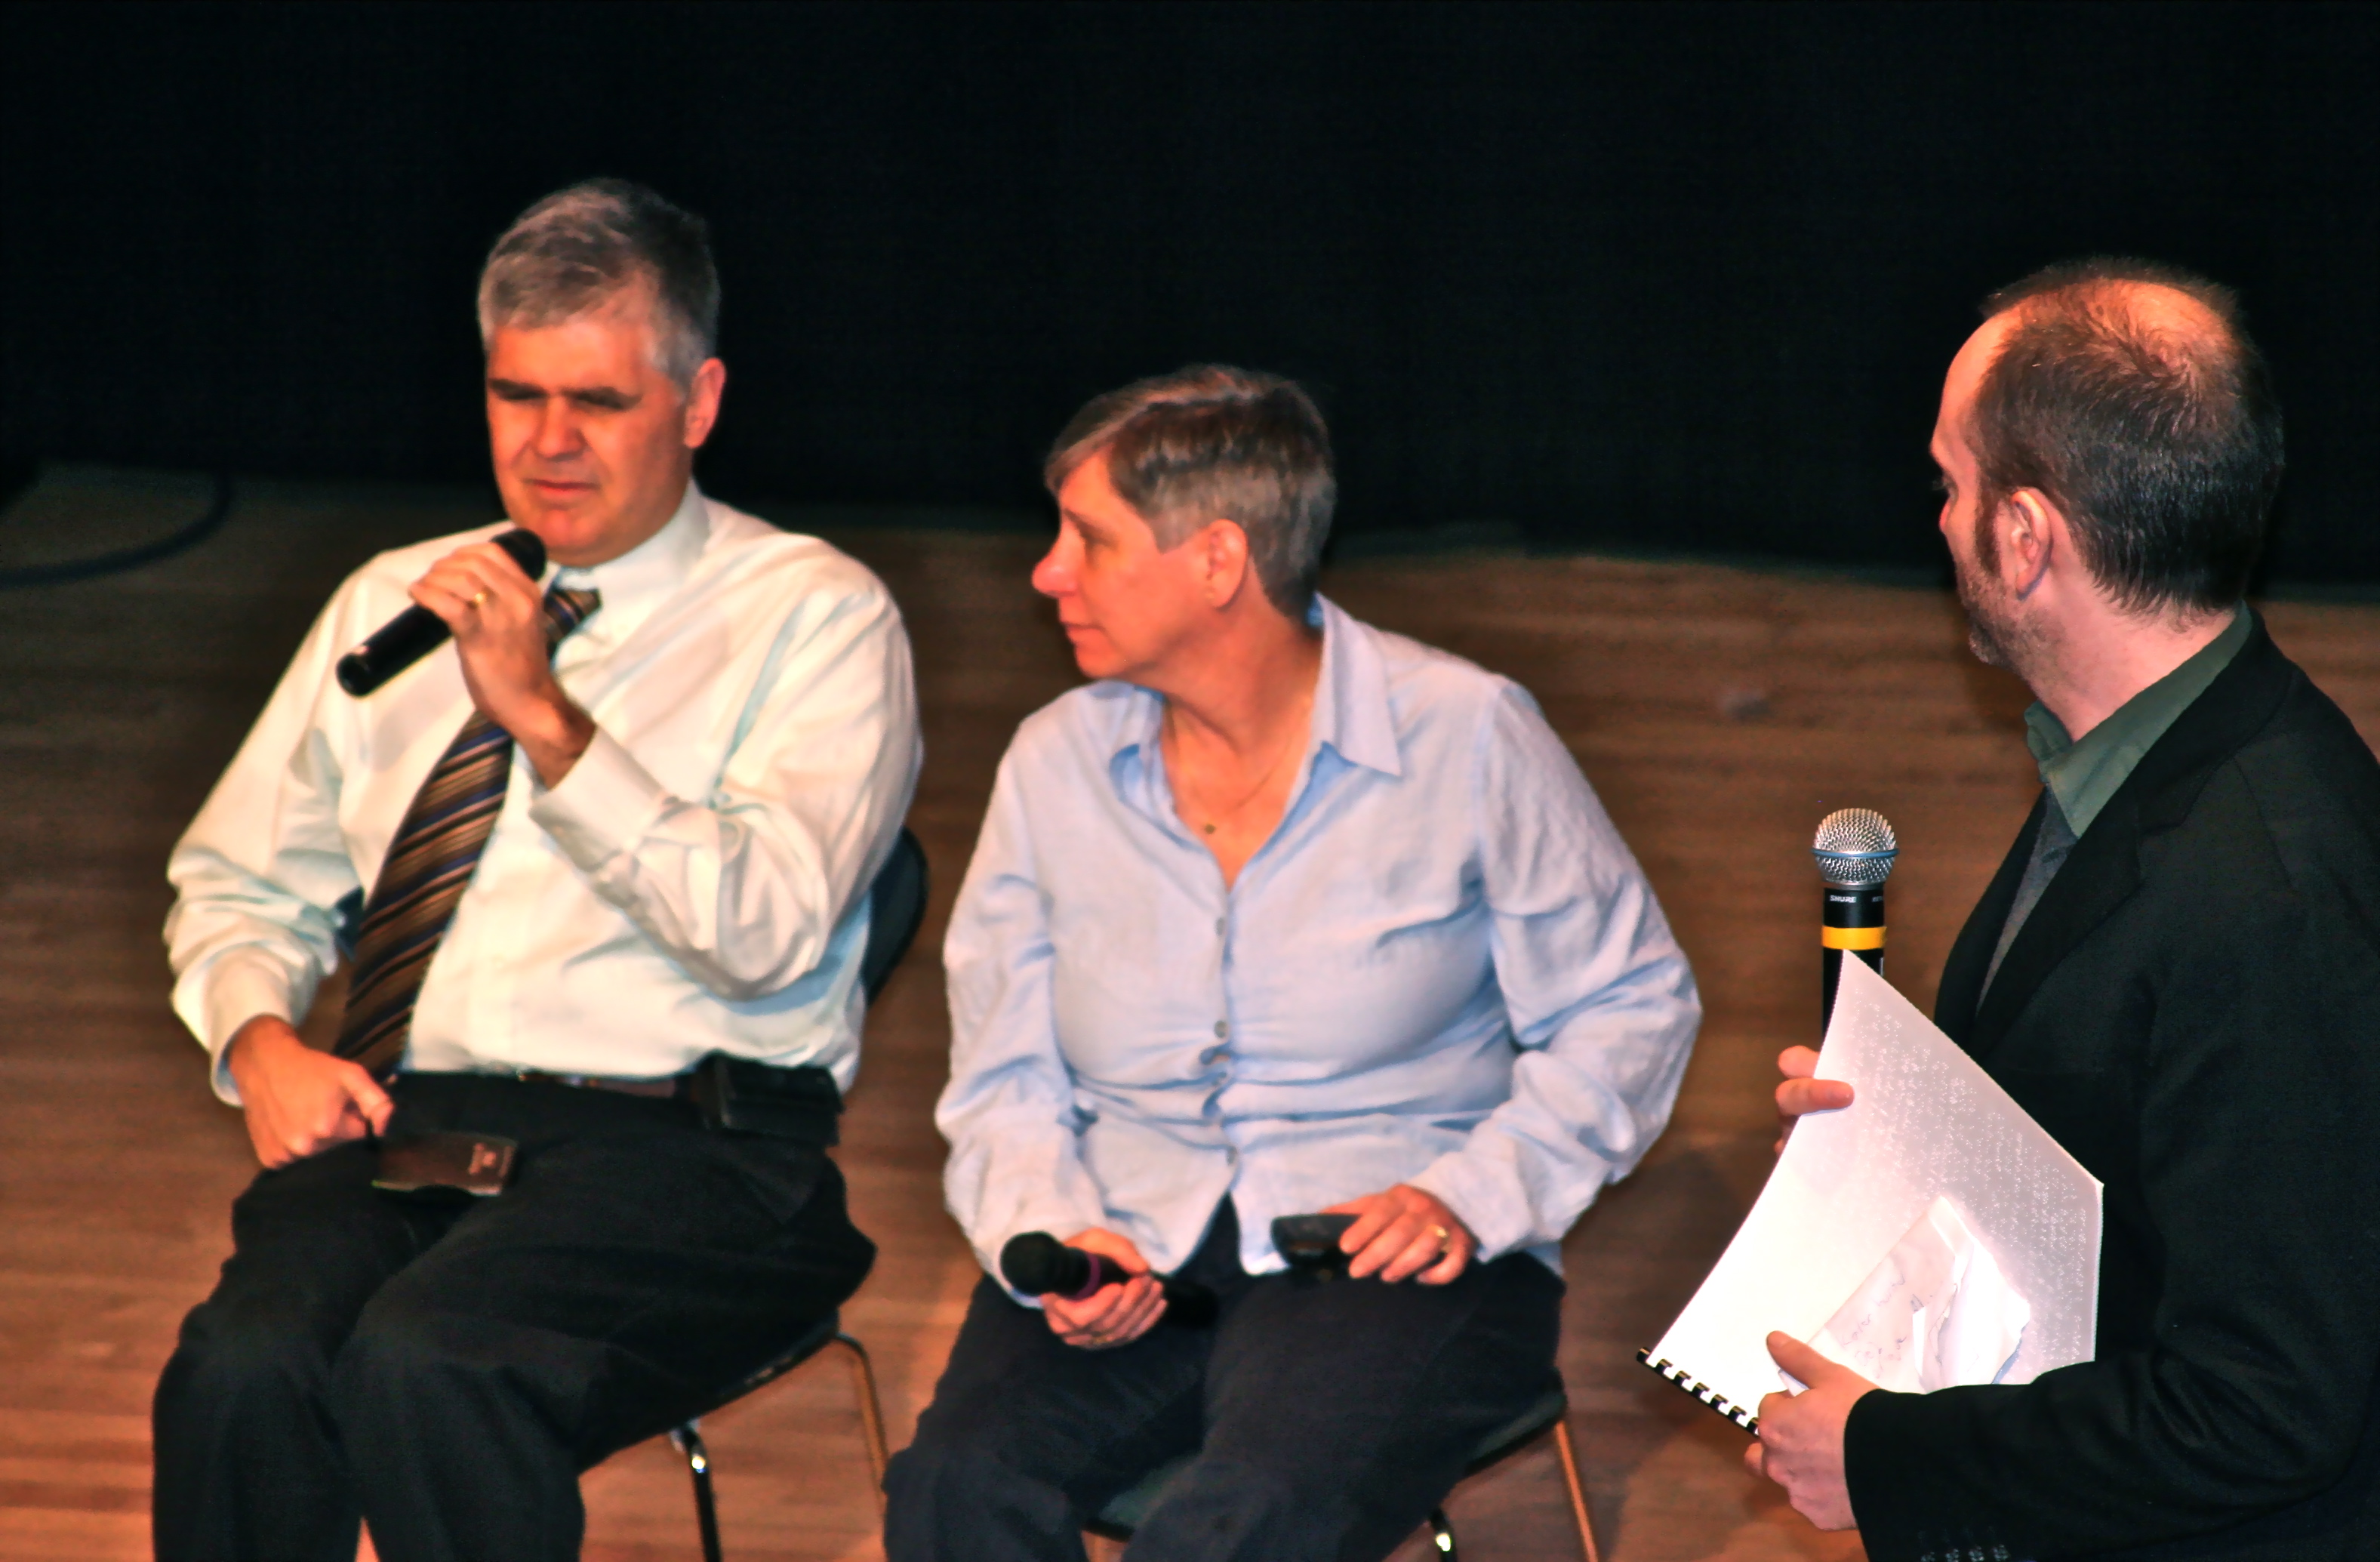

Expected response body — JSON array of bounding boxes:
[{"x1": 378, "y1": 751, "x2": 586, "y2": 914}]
[
  {"x1": 1310, "y1": 596, "x2": 1403, "y2": 778},
  {"x1": 1104, "y1": 595, "x2": 1404, "y2": 781},
  {"x1": 550, "y1": 481, "x2": 710, "y2": 643},
  {"x1": 2023, "y1": 604, "x2": 2250, "y2": 836}
]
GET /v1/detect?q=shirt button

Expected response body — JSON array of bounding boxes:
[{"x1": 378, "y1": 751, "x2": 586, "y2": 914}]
[
  {"x1": 1214, "y1": 1021, "x2": 1229, "y2": 1038},
  {"x1": 1200, "y1": 1045, "x2": 1226, "y2": 1065},
  {"x1": 1215, "y1": 918, "x2": 1227, "y2": 935}
]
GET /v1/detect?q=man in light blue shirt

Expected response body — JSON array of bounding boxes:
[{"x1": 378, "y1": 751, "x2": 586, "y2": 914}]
[{"x1": 885, "y1": 366, "x2": 1699, "y2": 1561}]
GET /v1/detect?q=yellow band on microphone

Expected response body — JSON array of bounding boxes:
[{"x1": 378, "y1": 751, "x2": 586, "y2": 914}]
[{"x1": 1821, "y1": 925, "x2": 1886, "y2": 951}]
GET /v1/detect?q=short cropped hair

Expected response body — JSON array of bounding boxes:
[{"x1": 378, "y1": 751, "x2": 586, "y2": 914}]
[
  {"x1": 1045, "y1": 366, "x2": 1336, "y2": 618},
  {"x1": 1972, "y1": 257, "x2": 2283, "y2": 614},
  {"x1": 477, "y1": 180, "x2": 720, "y2": 386}
]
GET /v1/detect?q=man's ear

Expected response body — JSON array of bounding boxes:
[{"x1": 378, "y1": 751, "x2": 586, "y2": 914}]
[
  {"x1": 2001, "y1": 489, "x2": 2059, "y2": 601},
  {"x1": 682, "y1": 359, "x2": 727, "y2": 449},
  {"x1": 1195, "y1": 519, "x2": 1254, "y2": 608}
]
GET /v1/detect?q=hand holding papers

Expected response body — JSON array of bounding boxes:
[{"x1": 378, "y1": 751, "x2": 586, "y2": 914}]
[{"x1": 1642, "y1": 956, "x2": 2101, "y2": 1431}]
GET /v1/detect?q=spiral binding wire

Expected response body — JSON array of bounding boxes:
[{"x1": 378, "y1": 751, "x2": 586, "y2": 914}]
[{"x1": 1636, "y1": 1348, "x2": 1760, "y2": 1433}]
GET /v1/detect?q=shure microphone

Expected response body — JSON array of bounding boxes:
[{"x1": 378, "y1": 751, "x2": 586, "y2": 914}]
[
  {"x1": 334, "y1": 528, "x2": 547, "y2": 697},
  {"x1": 999, "y1": 1231, "x2": 1220, "y2": 1327},
  {"x1": 1812, "y1": 808, "x2": 1898, "y2": 1034}
]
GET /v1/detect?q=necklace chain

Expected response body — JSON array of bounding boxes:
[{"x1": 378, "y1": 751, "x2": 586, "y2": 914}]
[{"x1": 1167, "y1": 702, "x2": 1308, "y2": 837}]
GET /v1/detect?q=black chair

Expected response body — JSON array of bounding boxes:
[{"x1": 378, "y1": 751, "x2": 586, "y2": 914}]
[
  {"x1": 1082, "y1": 1382, "x2": 1600, "y2": 1562},
  {"x1": 664, "y1": 827, "x2": 928, "y2": 1562}
]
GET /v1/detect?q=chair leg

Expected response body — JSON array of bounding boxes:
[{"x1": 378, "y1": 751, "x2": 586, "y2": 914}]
[
  {"x1": 671, "y1": 1422, "x2": 725, "y2": 1562},
  {"x1": 1427, "y1": 1506, "x2": 1458, "y2": 1559},
  {"x1": 834, "y1": 1332, "x2": 891, "y2": 1512},
  {"x1": 1550, "y1": 1418, "x2": 1599, "y2": 1562}
]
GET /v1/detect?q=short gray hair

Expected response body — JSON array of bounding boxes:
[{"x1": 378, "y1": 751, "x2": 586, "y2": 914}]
[
  {"x1": 476, "y1": 180, "x2": 719, "y2": 385},
  {"x1": 1045, "y1": 365, "x2": 1336, "y2": 618}
]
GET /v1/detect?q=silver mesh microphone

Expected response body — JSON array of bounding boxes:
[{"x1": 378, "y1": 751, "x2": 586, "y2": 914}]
[
  {"x1": 1812, "y1": 808, "x2": 1899, "y2": 888},
  {"x1": 1813, "y1": 809, "x2": 1897, "y2": 1031}
]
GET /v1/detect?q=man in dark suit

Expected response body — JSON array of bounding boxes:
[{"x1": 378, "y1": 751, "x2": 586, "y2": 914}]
[{"x1": 1752, "y1": 259, "x2": 2380, "y2": 1560}]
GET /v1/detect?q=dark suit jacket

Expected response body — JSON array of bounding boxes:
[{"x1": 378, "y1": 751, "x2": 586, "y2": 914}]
[{"x1": 1843, "y1": 618, "x2": 2380, "y2": 1562}]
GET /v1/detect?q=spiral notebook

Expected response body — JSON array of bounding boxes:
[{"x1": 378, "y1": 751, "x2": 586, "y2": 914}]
[{"x1": 1639, "y1": 957, "x2": 2101, "y2": 1432}]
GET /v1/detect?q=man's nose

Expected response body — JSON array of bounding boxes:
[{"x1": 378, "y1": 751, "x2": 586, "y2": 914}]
[{"x1": 533, "y1": 397, "x2": 583, "y2": 458}]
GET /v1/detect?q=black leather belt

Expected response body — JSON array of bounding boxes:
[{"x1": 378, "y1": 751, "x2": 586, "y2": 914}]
[
  {"x1": 515, "y1": 1069, "x2": 688, "y2": 1100},
  {"x1": 509, "y1": 1057, "x2": 842, "y2": 1145}
]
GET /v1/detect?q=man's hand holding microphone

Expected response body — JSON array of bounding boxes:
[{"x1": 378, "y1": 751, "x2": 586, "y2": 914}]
[{"x1": 225, "y1": 535, "x2": 574, "y2": 1171}]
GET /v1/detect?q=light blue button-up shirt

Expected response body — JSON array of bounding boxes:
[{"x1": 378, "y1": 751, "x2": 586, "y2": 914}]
[{"x1": 939, "y1": 599, "x2": 1701, "y2": 1286}]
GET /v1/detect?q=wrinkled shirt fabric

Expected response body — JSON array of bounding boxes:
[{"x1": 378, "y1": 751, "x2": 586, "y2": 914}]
[
  {"x1": 939, "y1": 598, "x2": 1700, "y2": 1286},
  {"x1": 167, "y1": 484, "x2": 920, "y2": 1100}
]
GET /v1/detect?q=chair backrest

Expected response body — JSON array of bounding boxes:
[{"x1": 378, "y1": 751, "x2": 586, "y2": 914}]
[{"x1": 858, "y1": 827, "x2": 928, "y2": 1003}]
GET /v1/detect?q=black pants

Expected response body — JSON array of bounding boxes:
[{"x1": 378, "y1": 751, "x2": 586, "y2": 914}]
[
  {"x1": 882, "y1": 1200, "x2": 1564, "y2": 1562},
  {"x1": 152, "y1": 1073, "x2": 875, "y2": 1562}
]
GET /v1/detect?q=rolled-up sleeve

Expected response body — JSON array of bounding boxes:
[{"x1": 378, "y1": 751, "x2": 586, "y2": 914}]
[
  {"x1": 1408, "y1": 684, "x2": 1702, "y2": 1259},
  {"x1": 938, "y1": 747, "x2": 1112, "y2": 1294}
]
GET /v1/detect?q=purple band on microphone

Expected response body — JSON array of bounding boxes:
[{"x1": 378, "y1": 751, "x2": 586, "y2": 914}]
[{"x1": 1064, "y1": 1252, "x2": 1110, "y2": 1301}]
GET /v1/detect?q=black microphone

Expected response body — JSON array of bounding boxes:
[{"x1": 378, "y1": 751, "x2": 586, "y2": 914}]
[
  {"x1": 1812, "y1": 808, "x2": 1898, "y2": 1034},
  {"x1": 999, "y1": 1231, "x2": 1219, "y2": 1328},
  {"x1": 335, "y1": 529, "x2": 547, "y2": 697}
]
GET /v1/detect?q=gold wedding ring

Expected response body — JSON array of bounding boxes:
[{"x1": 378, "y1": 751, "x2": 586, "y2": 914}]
[
  {"x1": 1432, "y1": 1224, "x2": 1452, "y2": 1250},
  {"x1": 469, "y1": 590, "x2": 491, "y2": 608}
]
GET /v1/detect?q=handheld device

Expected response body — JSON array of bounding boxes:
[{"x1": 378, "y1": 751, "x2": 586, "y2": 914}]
[{"x1": 1271, "y1": 1212, "x2": 1359, "y2": 1276}]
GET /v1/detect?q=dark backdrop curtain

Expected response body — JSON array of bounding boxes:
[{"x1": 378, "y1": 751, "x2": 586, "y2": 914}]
[{"x1": 2, "y1": 2, "x2": 2373, "y2": 578}]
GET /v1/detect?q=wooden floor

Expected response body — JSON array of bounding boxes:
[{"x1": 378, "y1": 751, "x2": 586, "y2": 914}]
[{"x1": 8, "y1": 467, "x2": 2380, "y2": 1561}]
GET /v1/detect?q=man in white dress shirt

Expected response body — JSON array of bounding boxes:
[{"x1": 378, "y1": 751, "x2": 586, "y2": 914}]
[{"x1": 152, "y1": 181, "x2": 919, "y2": 1562}]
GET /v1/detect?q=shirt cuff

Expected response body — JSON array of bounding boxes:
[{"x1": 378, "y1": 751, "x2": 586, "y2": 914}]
[
  {"x1": 196, "y1": 963, "x2": 300, "y2": 1106},
  {"x1": 1407, "y1": 1151, "x2": 1536, "y2": 1262},
  {"x1": 528, "y1": 726, "x2": 670, "y2": 873}
]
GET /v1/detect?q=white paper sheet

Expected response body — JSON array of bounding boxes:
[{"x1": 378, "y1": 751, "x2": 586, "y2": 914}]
[{"x1": 1643, "y1": 957, "x2": 2101, "y2": 1429}]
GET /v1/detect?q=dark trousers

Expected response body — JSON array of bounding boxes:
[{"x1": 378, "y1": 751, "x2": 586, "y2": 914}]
[
  {"x1": 882, "y1": 1200, "x2": 1563, "y2": 1562},
  {"x1": 152, "y1": 1073, "x2": 875, "y2": 1562}
]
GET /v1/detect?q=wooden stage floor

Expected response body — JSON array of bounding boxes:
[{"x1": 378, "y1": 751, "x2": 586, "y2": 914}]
[{"x1": 8, "y1": 468, "x2": 2380, "y2": 1561}]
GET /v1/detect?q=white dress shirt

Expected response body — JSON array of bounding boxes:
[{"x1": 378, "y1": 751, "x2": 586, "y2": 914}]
[
  {"x1": 167, "y1": 484, "x2": 921, "y2": 1101},
  {"x1": 940, "y1": 598, "x2": 1700, "y2": 1286}
]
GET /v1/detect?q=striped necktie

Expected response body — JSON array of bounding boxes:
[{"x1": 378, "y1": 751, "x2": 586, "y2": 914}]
[{"x1": 334, "y1": 584, "x2": 602, "y2": 1078}]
